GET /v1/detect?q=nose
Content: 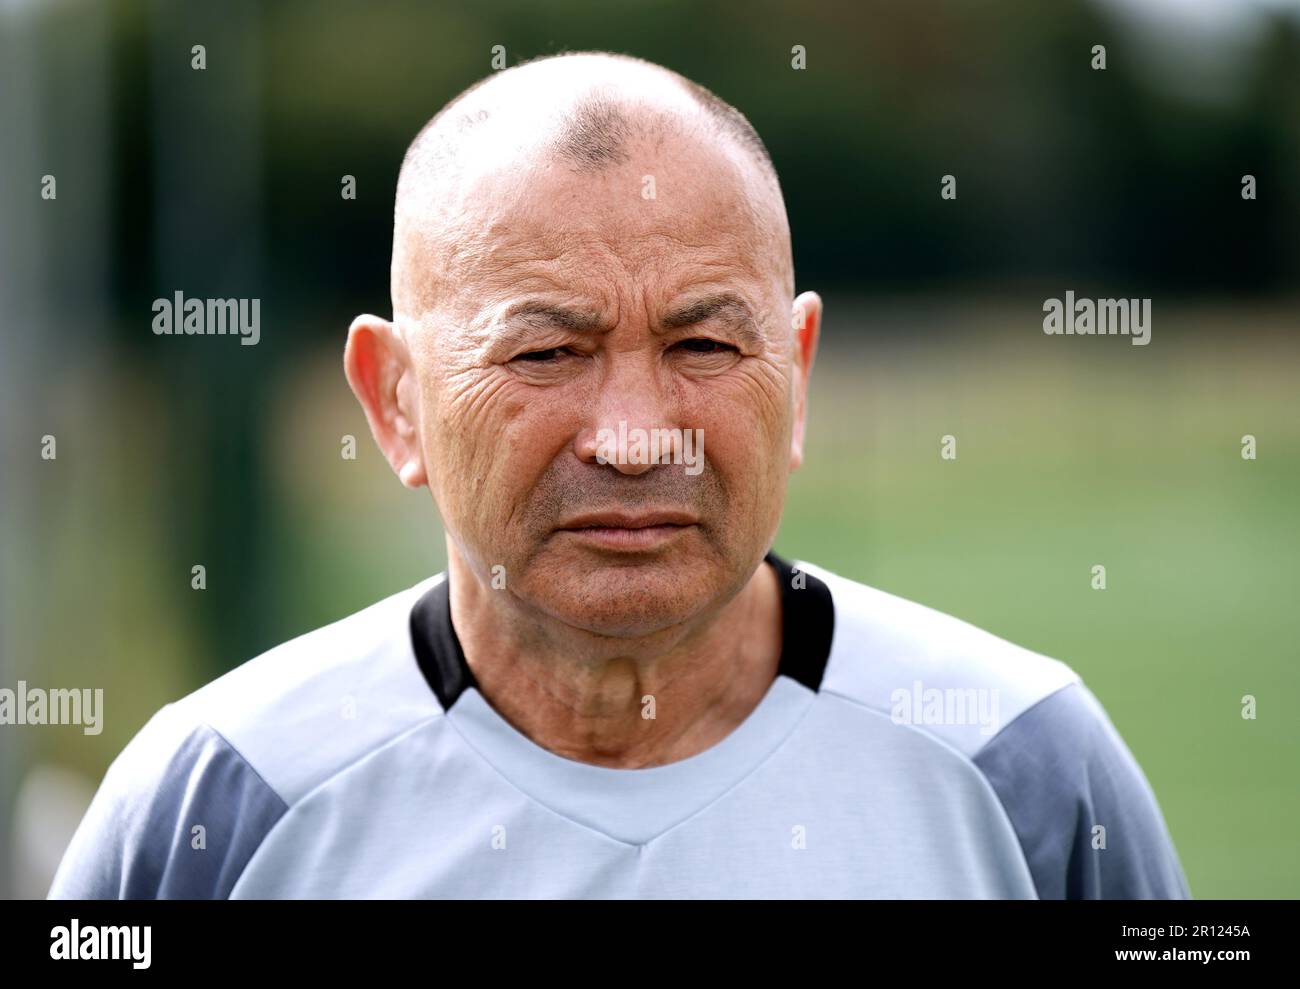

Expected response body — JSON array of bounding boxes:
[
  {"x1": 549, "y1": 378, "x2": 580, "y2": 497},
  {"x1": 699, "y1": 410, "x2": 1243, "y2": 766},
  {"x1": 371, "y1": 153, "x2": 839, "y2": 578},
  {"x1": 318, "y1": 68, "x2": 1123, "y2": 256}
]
[
  {"x1": 574, "y1": 426, "x2": 656, "y2": 475},
  {"x1": 572, "y1": 350, "x2": 676, "y2": 476}
]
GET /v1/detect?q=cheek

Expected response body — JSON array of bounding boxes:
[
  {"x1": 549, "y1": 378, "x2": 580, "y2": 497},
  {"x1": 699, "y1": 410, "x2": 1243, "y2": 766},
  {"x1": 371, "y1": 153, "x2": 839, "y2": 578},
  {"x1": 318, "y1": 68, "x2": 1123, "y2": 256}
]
[
  {"x1": 683, "y1": 363, "x2": 790, "y2": 465},
  {"x1": 430, "y1": 371, "x2": 577, "y2": 525},
  {"x1": 679, "y1": 368, "x2": 791, "y2": 530},
  {"x1": 420, "y1": 368, "x2": 501, "y2": 517},
  {"x1": 496, "y1": 398, "x2": 575, "y2": 493}
]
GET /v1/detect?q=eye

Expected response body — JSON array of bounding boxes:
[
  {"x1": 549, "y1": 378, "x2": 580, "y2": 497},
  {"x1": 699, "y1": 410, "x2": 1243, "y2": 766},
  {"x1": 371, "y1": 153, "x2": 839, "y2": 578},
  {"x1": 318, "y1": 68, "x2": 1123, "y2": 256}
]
[
  {"x1": 674, "y1": 338, "x2": 737, "y2": 355},
  {"x1": 512, "y1": 347, "x2": 568, "y2": 363}
]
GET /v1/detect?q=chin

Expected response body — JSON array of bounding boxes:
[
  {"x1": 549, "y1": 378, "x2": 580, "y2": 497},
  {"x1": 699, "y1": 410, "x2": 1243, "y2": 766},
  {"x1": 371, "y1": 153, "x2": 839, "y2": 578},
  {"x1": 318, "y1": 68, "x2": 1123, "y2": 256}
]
[{"x1": 520, "y1": 544, "x2": 734, "y2": 638}]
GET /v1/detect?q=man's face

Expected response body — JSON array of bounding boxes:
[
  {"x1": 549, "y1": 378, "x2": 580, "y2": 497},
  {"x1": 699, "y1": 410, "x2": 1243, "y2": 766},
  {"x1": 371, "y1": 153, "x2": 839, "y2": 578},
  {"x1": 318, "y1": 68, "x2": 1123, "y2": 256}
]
[{"x1": 400, "y1": 131, "x2": 806, "y2": 637}]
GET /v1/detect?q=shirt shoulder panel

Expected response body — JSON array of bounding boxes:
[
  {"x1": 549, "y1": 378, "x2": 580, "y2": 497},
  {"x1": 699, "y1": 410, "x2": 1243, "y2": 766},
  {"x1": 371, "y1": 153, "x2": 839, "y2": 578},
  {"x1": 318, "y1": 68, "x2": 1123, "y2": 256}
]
[
  {"x1": 171, "y1": 575, "x2": 445, "y2": 804},
  {"x1": 47, "y1": 705, "x2": 287, "y2": 899},
  {"x1": 793, "y1": 560, "x2": 1188, "y2": 899},
  {"x1": 795, "y1": 559, "x2": 1080, "y2": 756},
  {"x1": 50, "y1": 577, "x2": 447, "y2": 898},
  {"x1": 972, "y1": 680, "x2": 1192, "y2": 899}
]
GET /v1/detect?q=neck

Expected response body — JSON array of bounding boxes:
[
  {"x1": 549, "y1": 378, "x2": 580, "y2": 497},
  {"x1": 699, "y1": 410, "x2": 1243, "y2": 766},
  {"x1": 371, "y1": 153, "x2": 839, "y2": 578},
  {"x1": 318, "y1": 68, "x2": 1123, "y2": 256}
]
[{"x1": 446, "y1": 549, "x2": 783, "y2": 768}]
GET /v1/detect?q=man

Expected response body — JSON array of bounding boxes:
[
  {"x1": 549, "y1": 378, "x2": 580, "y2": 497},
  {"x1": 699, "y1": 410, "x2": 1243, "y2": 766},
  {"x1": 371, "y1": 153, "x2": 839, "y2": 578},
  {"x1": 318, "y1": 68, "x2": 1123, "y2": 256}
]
[{"x1": 49, "y1": 51, "x2": 1189, "y2": 899}]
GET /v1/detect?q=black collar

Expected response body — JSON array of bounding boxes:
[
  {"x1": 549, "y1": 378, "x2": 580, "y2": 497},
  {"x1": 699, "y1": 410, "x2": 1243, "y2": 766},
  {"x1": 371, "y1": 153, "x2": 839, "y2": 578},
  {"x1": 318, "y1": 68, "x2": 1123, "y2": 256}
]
[{"x1": 409, "y1": 550, "x2": 835, "y2": 711}]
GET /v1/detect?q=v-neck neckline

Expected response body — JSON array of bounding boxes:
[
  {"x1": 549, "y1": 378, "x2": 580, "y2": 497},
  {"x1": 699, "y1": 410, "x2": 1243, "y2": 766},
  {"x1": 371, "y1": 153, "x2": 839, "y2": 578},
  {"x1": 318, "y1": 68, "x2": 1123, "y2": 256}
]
[{"x1": 406, "y1": 550, "x2": 835, "y2": 845}]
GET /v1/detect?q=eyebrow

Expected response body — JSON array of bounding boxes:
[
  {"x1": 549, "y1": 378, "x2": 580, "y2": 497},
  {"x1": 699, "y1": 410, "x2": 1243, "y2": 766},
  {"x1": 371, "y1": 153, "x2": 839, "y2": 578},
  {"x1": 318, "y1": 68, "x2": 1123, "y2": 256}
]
[
  {"x1": 501, "y1": 301, "x2": 610, "y2": 334},
  {"x1": 660, "y1": 293, "x2": 764, "y2": 350},
  {"x1": 494, "y1": 292, "x2": 765, "y2": 350},
  {"x1": 661, "y1": 293, "x2": 750, "y2": 329},
  {"x1": 488, "y1": 302, "x2": 611, "y2": 355}
]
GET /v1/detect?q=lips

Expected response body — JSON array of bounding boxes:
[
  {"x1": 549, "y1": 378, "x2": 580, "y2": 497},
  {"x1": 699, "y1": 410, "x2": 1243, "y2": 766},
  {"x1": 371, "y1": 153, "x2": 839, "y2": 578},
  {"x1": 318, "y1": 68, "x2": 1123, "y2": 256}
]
[
  {"x1": 558, "y1": 510, "x2": 698, "y2": 531},
  {"x1": 555, "y1": 510, "x2": 699, "y2": 551}
]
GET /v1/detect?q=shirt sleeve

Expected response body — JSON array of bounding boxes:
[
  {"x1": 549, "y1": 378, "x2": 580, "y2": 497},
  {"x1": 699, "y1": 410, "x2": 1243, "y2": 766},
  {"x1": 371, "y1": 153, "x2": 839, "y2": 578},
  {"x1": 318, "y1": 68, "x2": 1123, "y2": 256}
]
[
  {"x1": 972, "y1": 680, "x2": 1192, "y2": 899},
  {"x1": 47, "y1": 704, "x2": 288, "y2": 899}
]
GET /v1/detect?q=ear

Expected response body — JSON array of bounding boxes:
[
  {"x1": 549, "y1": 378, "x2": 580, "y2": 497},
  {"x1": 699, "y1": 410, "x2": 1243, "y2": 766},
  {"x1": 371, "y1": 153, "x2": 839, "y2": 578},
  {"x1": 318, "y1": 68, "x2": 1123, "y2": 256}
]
[
  {"x1": 789, "y1": 291, "x2": 822, "y2": 472},
  {"x1": 343, "y1": 314, "x2": 427, "y2": 488}
]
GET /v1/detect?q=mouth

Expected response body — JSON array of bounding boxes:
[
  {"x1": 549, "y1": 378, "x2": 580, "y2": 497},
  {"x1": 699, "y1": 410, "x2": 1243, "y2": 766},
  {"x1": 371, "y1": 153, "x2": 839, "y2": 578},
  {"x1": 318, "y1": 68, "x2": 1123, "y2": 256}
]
[{"x1": 556, "y1": 510, "x2": 699, "y2": 551}]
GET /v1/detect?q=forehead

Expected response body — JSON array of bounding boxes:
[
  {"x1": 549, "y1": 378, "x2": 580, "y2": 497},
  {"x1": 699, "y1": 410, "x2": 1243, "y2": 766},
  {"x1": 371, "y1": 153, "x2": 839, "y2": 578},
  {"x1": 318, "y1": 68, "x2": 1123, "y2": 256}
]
[{"x1": 421, "y1": 129, "x2": 783, "y2": 314}]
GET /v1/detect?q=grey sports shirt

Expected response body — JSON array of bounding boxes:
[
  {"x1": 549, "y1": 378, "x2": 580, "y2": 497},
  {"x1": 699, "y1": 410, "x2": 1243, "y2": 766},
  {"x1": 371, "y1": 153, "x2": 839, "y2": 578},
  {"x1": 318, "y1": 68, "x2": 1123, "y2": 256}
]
[{"x1": 48, "y1": 552, "x2": 1191, "y2": 899}]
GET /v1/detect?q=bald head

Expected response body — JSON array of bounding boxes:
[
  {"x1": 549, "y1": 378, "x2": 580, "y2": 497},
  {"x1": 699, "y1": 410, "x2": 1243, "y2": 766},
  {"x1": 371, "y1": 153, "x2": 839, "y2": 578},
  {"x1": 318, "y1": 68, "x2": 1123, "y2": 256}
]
[
  {"x1": 403, "y1": 52, "x2": 779, "y2": 182},
  {"x1": 391, "y1": 51, "x2": 792, "y2": 319}
]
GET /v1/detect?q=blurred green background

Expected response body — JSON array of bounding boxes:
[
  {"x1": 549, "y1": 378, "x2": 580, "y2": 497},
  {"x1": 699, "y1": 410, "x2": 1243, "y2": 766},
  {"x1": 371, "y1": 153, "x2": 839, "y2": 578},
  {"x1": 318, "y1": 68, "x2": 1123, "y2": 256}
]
[{"x1": 1, "y1": 0, "x2": 1297, "y2": 898}]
